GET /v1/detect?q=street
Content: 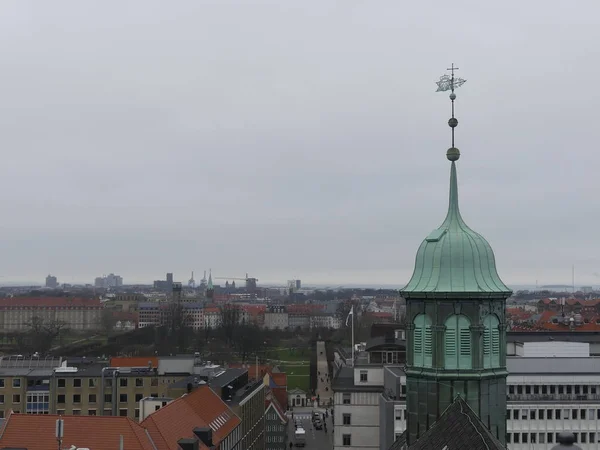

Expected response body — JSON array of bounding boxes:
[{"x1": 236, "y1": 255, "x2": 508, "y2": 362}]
[
  {"x1": 287, "y1": 407, "x2": 333, "y2": 450},
  {"x1": 315, "y1": 341, "x2": 332, "y2": 406}
]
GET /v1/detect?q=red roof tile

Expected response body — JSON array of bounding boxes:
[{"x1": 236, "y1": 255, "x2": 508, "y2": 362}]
[
  {"x1": 0, "y1": 414, "x2": 157, "y2": 450},
  {"x1": 0, "y1": 297, "x2": 101, "y2": 308},
  {"x1": 142, "y1": 385, "x2": 240, "y2": 450},
  {"x1": 110, "y1": 357, "x2": 159, "y2": 368},
  {"x1": 271, "y1": 373, "x2": 287, "y2": 387}
]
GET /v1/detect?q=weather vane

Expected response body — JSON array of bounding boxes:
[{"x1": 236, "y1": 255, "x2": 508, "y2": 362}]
[{"x1": 436, "y1": 63, "x2": 466, "y2": 160}]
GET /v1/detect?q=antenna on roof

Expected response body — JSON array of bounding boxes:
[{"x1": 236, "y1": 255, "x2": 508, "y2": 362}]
[{"x1": 56, "y1": 417, "x2": 64, "y2": 450}]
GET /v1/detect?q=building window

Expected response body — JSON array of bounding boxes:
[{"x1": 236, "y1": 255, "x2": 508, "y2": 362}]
[
  {"x1": 12, "y1": 378, "x2": 21, "y2": 388},
  {"x1": 135, "y1": 408, "x2": 140, "y2": 419},
  {"x1": 104, "y1": 394, "x2": 111, "y2": 403},
  {"x1": 73, "y1": 394, "x2": 81, "y2": 404},
  {"x1": 57, "y1": 395, "x2": 65, "y2": 404},
  {"x1": 73, "y1": 379, "x2": 81, "y2": 388},
  {"x1": 57, "y1": 409, "x2": 65, "y2": 415},
  {"x1": 413, "y1": 314, "x2": 433, "y2": 368},
  {"x1": 444, "y1": 315, "x2": 472, "y2": 370},
  {"x1": 482, "y1": 314, "x2": 500, "y2": 368},
  {"x1": 135, "y1": 378, "x2": 144, "y2": 387},
  {"x1": 395, "y1": 409, "x2": 402, "y2": 420},
  {"x1": 57, "y1": 379, "x2": 66, "y2": 388},
  {"x1": 120, "y1": 379, "x2": 128, "y2": 387},
  {"x1": 342, "y1": 393, "x2": 351, "y2": 405},
  {"x1": 538, "y1": 409, "x2": 544, "y2": 419},
  {"x1": 135, "y1": 394, "x2": 143, "y2": 402},
  {"x1": 72, "y1": 409, "x2": 81, "y2": 415},
  {"x1": 151, "y1": 378, "x2": 158, "y2": 387},
  {"x1": 359, "y1": 371, "x2": 368, "y2": 382},
  {"x1": 0, "y1": 395, "x2": 4, "y2": 404},
  {"x1": 343, "y1": 414, "x2": 351, "y2": 425},
  {"x1": 343, "y1": 434, "x2": 351, "y2": 446},
  {"x1": 88, "y1": 394, "x2": 97, "y2": 403},
  {"x1": 119, "y1": 408, "x2": 128, "y2": 416},
  {"x1": 89, "y1": 379, "x2": 97, "y2": 388},
  {"x1": 88, "y1": 409, "x2": 97, "y2": 416},
  {"x1": 12, "y1": 395, "x2": 20, "y2": 404},
  {"x1": 0, "y1": 379, "x2": 4, "y2": 388}
]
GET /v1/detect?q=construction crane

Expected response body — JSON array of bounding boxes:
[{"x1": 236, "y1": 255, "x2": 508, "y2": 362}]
[{"x1": 213, "y1": 273, "x2": 258, "y2": 290}]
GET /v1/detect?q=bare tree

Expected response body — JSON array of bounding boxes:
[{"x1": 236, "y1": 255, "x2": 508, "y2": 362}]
[
  {"x1": 219, "y1": 304, "x2": 241, "y2": 345},
  {"x1": 99, "y1": 309, "x2": 117, "y2": 336}
]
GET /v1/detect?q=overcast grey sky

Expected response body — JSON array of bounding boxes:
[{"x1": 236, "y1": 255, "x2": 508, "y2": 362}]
[{"x1": 1, "y1": 1, "x2": 599, "y2": 287}]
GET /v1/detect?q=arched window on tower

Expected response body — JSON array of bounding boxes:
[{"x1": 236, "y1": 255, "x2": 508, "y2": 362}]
[
  {"x1": 483, "y1": 314, "x2": 501, "y2": 368},
  {"x1": 444, "y1": 315, "x2": 472, "y2": 370},
  {"x1": 413, "y1": 314, "x2": 432, "y2": 368}
]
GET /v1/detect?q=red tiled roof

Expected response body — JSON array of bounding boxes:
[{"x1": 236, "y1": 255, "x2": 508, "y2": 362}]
[
  {"x1": 110, "y1": 357, "x2": 159, "y2": 368},
  {"x1": 272, "y1": 387, "x2": 288, "y2": 411},
  {"x1": 0, "y1": 414, "x2": 157, "y2": 450},
  {"x1": 271, "y1": 373, "x2": 287, "y2": 387},
  {"x1": 0, "y1": 297, "x2": 101, "y2": 308},
  {"x1": 287, "y1": 304, "x2": 325, "y2": 314},
  {"x1": 142, "y1": 385, "x2": 240, "y2": 450},
  {"x1": 241, "y1": 304, "x2": 266, "y2": 313}
]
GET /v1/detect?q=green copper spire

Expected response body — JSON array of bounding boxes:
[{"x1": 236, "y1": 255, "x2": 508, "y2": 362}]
[{"x1": 401, "y1": 68, "x2": 511, "y2": 297}]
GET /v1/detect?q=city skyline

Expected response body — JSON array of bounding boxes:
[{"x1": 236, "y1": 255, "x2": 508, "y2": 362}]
[{"x1": 1, "y1": 1, "x2": 599, "y2": 288}]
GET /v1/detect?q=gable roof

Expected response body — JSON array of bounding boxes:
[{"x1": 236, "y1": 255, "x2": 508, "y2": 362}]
[
  {"x1": 265, "y1": 396, "x2": 288, "y2": 424},
  {"x1": 401, "y1": 396, "x2": 505, "y2": 450},
  {"x1": 142, "y1": 385, "x2": 240, "y2": 450},
  {"x1": 0, "y1": 414, "x2": 157, "y2": 450}
]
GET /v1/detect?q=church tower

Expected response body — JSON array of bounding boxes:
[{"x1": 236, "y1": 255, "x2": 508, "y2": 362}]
[{"x1": 400, "y1": 66, "x2": 512, "y2": 446}]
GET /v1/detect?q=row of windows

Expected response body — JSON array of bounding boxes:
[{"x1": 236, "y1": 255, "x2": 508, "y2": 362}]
[
  {"x1": 509, "y1": 384, "x2": 599, "y2": 395},
  {"x1": 57, "y1": 377, "x2": 159, "y2": 388},
  {"x1": 265, "y1": 436, "x2": 284, "y2": 443},
  {"x1": 507, "y1": 432, "x2": 598, "y2": 444},
  {"x1": 265, "y1": 425, "x2": 284, "y2": 432},
  {"x1": 57, "y1": 393, "x2": 151, "y2": 404},
  {"x1": 413, "y1": 313, "x2": 501, "y2": 370},
  {"x1": 0, "y1": 377, "x2": 162, "y2": 389},
  {"x1": 52, "y1": 408, "x2": 141, "y2": 418},
  {"x1": 509, "y1": 408, "x2": 600, "y2": 421}
]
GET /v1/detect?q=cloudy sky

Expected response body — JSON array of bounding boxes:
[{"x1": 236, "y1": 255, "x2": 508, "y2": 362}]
[{"x1": 0, "y1": 1, "x2": 599, "y2": 287}]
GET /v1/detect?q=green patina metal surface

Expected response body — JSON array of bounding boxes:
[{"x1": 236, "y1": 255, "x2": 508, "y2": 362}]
[{"x1": 402, "y1": 161, "x2": 511, "y2": 295}]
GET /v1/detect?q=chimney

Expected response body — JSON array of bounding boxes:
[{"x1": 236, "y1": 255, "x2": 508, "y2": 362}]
[
  {"x1": 178, "y1": 438, "x2": 199, "y2": 450},
  {"x1": 193, "y1": 427, "x2": 213, "y2": 447}
]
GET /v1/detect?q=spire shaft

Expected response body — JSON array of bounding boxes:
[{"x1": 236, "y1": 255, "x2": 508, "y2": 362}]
[{"x1": 442, "y1": 161, "x2": 463, "y2": 227}]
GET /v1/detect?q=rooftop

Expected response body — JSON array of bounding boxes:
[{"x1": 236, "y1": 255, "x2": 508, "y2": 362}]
[
  {"x1": 401, "y1": 155, "x2": 511, "y2": 297},
  {"x1": 0, "y1": 297, "x2": 101, "y2": 308},
  {"x1": 331, "y1": 366, "x2": 384, "y2": 393},
  {"x1": 396, "y1": 396, "x2": 505, "y2": 450},
  {"x1": 0, "y1": 414, "x2": 157, "y2": 450},
  {"x1": 142, "y1": 384, "x2": 240, "y2": 450}
]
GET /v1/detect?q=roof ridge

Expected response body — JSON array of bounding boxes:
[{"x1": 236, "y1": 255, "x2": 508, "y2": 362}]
[{"x1": 126, "y1": 417, "x2": 156, "y2": 450}]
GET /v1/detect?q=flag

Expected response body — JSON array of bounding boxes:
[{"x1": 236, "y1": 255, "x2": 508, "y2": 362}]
[{"x1": 345, "y1": 306, "x2": 354, "y2": 327}]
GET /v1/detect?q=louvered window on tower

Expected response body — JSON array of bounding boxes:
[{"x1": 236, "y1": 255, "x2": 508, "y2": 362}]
[
  {"x1": 412, "y1": 314, "x2": 432, "y2": 368},
  {"x1": 483, "y1": 314, "x2": 500, "y2": 368},
  {"x1": 444, "y1": 315, "x2": 472, "y2": 370}
]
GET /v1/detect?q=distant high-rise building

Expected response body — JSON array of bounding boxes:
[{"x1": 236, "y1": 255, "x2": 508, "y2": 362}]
[
  {"x1": 94, "y1": 273, "x2": 123, "y2": 288},
  {"x1": 153, "y1": 273, "x2": 175, "y2": 291},
  {"x1": 45, "y1": 275, "x2": 58, "y2": 289}
]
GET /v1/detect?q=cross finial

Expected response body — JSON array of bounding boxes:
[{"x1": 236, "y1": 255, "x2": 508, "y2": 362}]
[{"x1": 446, "y1": 63, "x2": 459, "y2": 78}]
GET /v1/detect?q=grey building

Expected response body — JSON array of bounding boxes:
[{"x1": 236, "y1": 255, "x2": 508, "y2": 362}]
[{"x1": 265, "y1": 396, "x2": 288, "y2": 450}]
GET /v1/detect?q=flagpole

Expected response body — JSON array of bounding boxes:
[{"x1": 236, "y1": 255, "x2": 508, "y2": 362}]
[{"x1": 351, "y1": 308, "x2": 355, "y2": 366}]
